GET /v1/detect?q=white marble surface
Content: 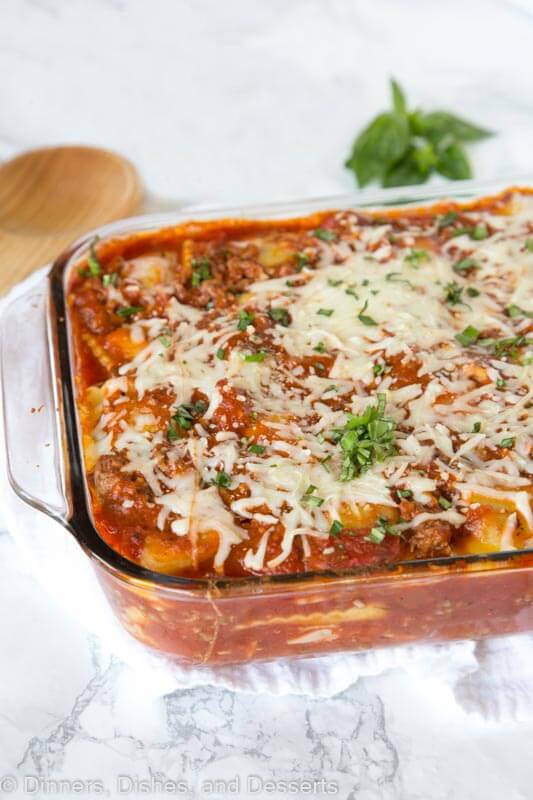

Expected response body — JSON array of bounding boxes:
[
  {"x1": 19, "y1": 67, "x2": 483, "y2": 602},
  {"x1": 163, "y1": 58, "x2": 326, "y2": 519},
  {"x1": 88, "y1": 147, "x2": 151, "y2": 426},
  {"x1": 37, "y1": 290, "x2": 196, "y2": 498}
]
[{"x1": 2, "y1": 1, "x2": 533, "y2": 797}]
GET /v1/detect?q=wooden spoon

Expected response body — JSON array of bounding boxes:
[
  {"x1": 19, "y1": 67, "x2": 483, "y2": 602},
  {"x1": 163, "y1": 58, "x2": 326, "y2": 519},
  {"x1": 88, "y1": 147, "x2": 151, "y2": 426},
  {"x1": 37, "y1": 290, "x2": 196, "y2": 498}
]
[{"x1": 0, "y1": 145, "x2": 143, "y2": 293}]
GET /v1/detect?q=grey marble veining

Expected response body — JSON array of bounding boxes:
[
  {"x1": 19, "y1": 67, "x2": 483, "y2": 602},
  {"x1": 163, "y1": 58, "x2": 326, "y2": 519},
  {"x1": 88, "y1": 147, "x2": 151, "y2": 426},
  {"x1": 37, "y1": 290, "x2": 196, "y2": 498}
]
[{"x1": 2, "y1": 1, "x2": 533, "y2": 797}]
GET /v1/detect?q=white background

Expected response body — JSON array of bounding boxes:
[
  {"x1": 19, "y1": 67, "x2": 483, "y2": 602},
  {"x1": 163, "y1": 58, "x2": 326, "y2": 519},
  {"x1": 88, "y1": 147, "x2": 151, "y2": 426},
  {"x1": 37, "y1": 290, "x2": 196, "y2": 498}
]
[{"x1": 1, "y1": 1, "x2": 533, "y2": 798}]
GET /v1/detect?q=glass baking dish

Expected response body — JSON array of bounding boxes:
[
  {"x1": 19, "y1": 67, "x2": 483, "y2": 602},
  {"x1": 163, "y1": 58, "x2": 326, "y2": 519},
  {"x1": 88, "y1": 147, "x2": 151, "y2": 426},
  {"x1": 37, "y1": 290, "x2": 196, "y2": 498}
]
[{"x1": 3, "y1": 178, "x2": 533, "y2": 666}]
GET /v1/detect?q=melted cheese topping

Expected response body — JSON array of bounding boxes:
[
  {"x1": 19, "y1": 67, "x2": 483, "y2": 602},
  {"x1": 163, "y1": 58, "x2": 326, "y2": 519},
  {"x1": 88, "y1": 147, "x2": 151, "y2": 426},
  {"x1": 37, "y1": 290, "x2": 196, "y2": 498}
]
[{"x1": 75, "y1": 191, "x2": 533, "y2": 575}]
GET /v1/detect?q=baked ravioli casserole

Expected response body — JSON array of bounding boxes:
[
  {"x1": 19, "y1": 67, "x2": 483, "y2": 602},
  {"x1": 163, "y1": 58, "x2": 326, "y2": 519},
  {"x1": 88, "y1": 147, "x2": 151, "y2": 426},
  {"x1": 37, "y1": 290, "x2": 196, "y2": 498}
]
[{"x1": 69, "y1": 189, "x2": 533, "y2": 580}]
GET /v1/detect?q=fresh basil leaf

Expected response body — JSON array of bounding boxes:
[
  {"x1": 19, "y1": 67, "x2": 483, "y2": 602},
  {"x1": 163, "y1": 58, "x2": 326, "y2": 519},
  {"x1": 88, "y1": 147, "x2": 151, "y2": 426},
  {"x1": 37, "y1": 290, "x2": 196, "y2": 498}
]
[
  {"x1": 383, "y1": 150, "x2": 428, "y2": 188},
  {"x1": 412, "y1": 142, "x2": 438, "y2": 174},
  {"x1": 346, "y1": 111, "x2": 410, "y2": 188},
  {"x1": 436, "y1": 143, "x2": 472, "y2": 180},
  {"x1": 417, "y1": 111, "x2": 493, "y2": 144},
  {"x1": 390, "y1": 78, "x2": 407, "y2": 114}
]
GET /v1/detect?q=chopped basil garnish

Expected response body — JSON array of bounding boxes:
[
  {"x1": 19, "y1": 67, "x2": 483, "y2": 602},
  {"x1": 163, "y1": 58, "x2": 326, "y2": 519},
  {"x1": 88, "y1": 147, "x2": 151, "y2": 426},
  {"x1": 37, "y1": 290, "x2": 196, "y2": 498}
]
[
  {"x1": 117, "y1": 305, "x2": 143, "y2": 318},
  {"x1": 453, "y1": 257, "x2": 478, "y2": 274},
  {"x1": 216, "y1": 347, "x2": 225, "y2": 360},
  {"x1": 301, "y1": 485, "x2": 324, "y2": 507},
  {"x1": 398, "y1": 489, "x2": 413, "y2": 499},
  {"x1": 191, "y1": 257, "x2": 212, "y2": 287},
  {"x1": 248, "y1": 444, "x2": 266, "y2": 455},
  {"x1": 214, "y1": 471, "x2": 232, "y2": 488},
  {"x1": 455, "y1": 325, "x2": 480, "y2": 346},
  {"x1": 269, "y1": 307, "x2": 291, "y2": 327},
  {"x1": 444, "y1": 281, "x2": 465, "y2": 306},
  {"x1": 237, "y1": 309, "x2": 255, "y2": 331},
  {"x1": 88, "y1": 242, "x2": 102, "y2": 276},
  {"x1": 296, "y1": 252, "x2": 310, "y2": 268},
  {"x1": 405, "y1": 249, "x2": 429, "y2": 267},
  {"x1": 317, "y1": 308, "x2": 334, "y2": 317},
  {"x1": 314, "y1": 228, "x2": 337, "y2": 242},
  {"x1": 437, "y1": 211, "x2": 458, "y2": 229},
  {"x1": 364, "y1": 516, "x2": 401, "y2": 544},
  {"x1": 438, "y1": 496, "x2": 452, "y2": 510},
  {"x1": 357, "y1": 300, "x2": 377, "y2": 326},
  {"x1": 333, "y1": 393, "x2": 396, "y2": 481},
  {"x1": 507, "y1": 304, "x2": 533, "y2": 319},
  {"x1": 472, "y1": 422, "x2": 482, "y2": 433},
  {"x1": 103, "y1": 272, "x2": 118, "y2": 287},
  {"x1": 471, "y1": 222, "x2": 488, "y2": 240},
  {"x1": 171, "y1": 400, "x2": 208, "y2": 432},
  {"x1": 240, "y1": 350, "x2": 268, "y2": 362},
  {"x1": 386, "y1": 272, "x2": 415, "y2": 289},
  {"x1": 500, "y1": 437, "x2": 515, "y2": 448},
  {"x1": 330, "y1": 520, "x2": 344, "y2": 536}
]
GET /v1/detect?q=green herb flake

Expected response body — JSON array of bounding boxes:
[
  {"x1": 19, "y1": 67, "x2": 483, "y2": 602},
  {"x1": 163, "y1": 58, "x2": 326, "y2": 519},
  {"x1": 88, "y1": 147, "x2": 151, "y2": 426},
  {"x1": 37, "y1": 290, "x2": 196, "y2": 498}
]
[
  {"x1": 314, "y1": 341, "x2": 327, "y2": 353},
  {"x1": 453, "y1": 257, "x2": 479, "y2": 274},
  {"x1": 357, "y1": 300, "x2": 377, "y2": 326},
  {"x1": 269, "y1": 307, "x2": 291, "y2": 327},
  {"x1": 438, "y1": 496, "x2": 452, "y2": 510},
  {"x1": 87, "y1": 242, "x2": 102, "y2": 277},
  {"x1": 471, "y1": 222, "x2": 489, "y2": 240},
  {"x1": 524, "y1": 239, "x2": 533, "y2": 253},
  {"x1": 472, "y1": 421, "x2": 482, "y2": 433},
  {"x1": 296, "y1": 252, "x2": 310, "y2": 269},
  {"x1": 214, "y1": 471, "x2": 232, "y2": 488},
  {"x1": 405, "y1": 248, "x2": 430, "y2": 267},
  {"x1": 167, "y1": 423, "x2": 180, "y2": 442},
  {"x1": 500, "y1": 437, "x2": 515, "y2": 449},
  {"x1": 373, "y1": 363, "x2": 384, "y2": 376},
  {"x1": 117, "y1": 305, "x2": 143, "y2": 318},
  {"x1": 506, "y1": 304, "x2": 533, "y2": 320},
  {"x1": 437, "y1": 211, "x2": 458, "y2": 229},
  {"x1": 216, "y1": 348, "x2": 225, "y2": 360},
  {"x1": 314, "y1": 228, "x2": 337, "y2": 242},
  {"x1": 385, "y1": 272, "x2": 415, "y2": 289},
  {"x1": 330, "y1": 520, "x2": 344, "y2": 536},
  {"x1": 248, "y1": 444, "x2": 266, "y2": 455},
  {"x1": 455, "y1": 325, "x2": 481, "y2": 346},
  {"x1": 301, "y1": 485, "x2": 325, "y2": 507},
  {"x1": 466, "y1": 287, "x2": 480, "y2": 298},
  {"x1": 345, "y1": 286, "x2": 359, "y2": 298},
  {"x1": 159, "y1": 334, "x2": 172, "y2": 348},
  {"x1": 237, "y1": 309, "x2": 255, "y2": 331},
  {"x1": 190, "y1": 257, "x2": 212, "y2": 287},
  {"x1": 103, "y1": 272, "x2": 118, "y2": 287},
  {"x1": 496, "y1": 378, "x2": 506, "y2": 389},
  {"x1": 171, "y1": 400, "x2": 208, "y2": 432},
  {"x1": 398, "y1": 489, "x2": 413, "y2": 500},
  {"x1": 317, "y1": 308, "x2": 334, "y2": 317},
  {"x1": 241, "y1": 350, "x2": 268, "y2": 363},
  {"x1": 478, "y1": 334, "x2": 533, "y2": 360},
  {"x1": 444, "y1": 281, "x2": 464, "y2": 306},
  {"x1": 364, "y1": 517, "x2": 401, "y2": 544}
]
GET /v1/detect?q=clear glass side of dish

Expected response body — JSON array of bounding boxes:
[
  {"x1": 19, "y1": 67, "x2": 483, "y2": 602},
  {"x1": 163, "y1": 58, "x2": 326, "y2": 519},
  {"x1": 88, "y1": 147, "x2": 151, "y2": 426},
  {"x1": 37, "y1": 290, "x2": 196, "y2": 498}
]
[{"x1": 3, "y1": 177, "x2": 533, "y2": 665}]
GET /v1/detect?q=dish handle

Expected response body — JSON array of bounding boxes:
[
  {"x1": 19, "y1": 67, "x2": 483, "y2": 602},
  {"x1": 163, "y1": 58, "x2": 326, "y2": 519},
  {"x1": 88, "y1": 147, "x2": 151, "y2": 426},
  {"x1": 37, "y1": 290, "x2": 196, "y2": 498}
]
[{"x1": 1, "y1": 287, "x2": 70, "y2": 521}]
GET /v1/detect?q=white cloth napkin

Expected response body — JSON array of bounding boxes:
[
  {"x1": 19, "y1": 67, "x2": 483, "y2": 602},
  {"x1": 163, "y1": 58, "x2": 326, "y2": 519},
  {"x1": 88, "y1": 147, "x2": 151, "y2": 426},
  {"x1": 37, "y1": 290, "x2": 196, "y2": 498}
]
[{"x1": 2, "y1": 266, "x2": 533, "y2": 718}]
